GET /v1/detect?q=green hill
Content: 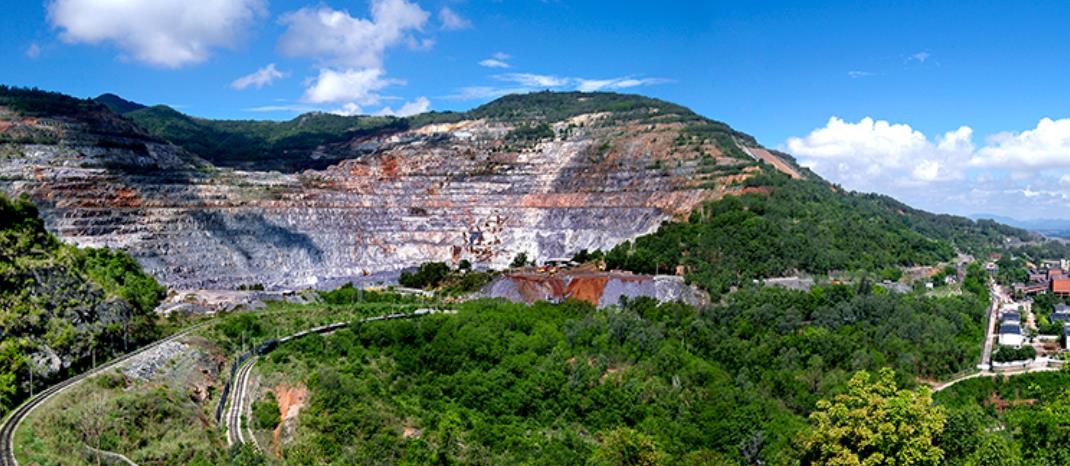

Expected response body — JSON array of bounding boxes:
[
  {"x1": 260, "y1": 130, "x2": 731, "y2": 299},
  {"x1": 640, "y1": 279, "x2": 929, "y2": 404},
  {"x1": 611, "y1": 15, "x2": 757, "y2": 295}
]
[
  {"x1": 0, "y1": 193, "x2": 165, "y2": 414},
  {"x1": 599, "y1": 172, "x2": 1030, "y2": 296}
]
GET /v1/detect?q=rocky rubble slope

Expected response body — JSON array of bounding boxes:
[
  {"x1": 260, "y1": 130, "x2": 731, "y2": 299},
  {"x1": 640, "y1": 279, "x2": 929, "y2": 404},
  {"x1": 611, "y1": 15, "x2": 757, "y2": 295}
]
[{"x1": 0, "y1": 89, "x2": 800, "y2": 290}]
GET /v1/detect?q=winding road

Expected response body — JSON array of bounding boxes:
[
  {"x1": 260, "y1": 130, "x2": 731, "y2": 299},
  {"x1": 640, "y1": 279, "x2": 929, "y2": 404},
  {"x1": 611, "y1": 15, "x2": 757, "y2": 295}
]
[{"x1": 0, "y1": 321, "x2": 211, "y2": 466}]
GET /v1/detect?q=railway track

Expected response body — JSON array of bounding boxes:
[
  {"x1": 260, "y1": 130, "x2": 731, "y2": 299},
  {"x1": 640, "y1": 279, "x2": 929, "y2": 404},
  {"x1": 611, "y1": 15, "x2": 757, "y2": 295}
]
[
  {"x1": 226, "y1": 356, "x2": 258, "y2": 447},
  {"x1": 221, "y1": 308, "x2": 453, "y2": 449},
  {"x1": 0, "y1": 321, "x2": 211, "y2": 466}
]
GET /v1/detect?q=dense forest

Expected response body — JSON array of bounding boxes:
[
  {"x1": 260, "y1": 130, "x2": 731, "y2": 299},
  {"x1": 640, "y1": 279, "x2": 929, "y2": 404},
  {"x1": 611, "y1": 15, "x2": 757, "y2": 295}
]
[
  {"x1": 934, "y1": 371, "x2": 1070, "y2": 465},
  {"x1": 595, "y1": 172, "x2": 1030, "y2": 296},
  {"x1": 0, "y1": 193, "x2": 165, "y2": 414},
  {"x1": 251, "y1": 263, "x2": 989, "y2": 464}
]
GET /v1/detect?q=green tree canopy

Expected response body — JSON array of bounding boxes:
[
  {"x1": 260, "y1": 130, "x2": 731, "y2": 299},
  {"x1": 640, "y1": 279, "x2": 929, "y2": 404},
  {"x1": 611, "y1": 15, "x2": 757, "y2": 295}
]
[{"x1": 800, "y1": 368, "x2": 946, "y2": 466}]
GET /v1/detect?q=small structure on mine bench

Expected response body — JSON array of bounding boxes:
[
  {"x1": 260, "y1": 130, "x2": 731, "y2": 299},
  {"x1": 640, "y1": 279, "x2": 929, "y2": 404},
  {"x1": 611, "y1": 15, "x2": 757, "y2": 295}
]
[{"x1": 543, "y1": 257, "x2": 577, "y2": 268}]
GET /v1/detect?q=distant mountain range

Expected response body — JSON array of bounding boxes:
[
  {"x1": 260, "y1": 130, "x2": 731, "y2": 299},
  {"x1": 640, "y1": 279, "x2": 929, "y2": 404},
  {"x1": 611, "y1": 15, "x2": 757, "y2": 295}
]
[{"x1": 971, "y1": 213, "x2": 1070, "y2": 238}]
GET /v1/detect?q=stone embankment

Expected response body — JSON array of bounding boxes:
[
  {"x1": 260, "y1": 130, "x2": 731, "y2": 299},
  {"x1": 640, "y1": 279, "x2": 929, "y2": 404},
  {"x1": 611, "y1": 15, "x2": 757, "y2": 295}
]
[{"x1": 481, "y1": 268, "x2": 707, "y2": 308}]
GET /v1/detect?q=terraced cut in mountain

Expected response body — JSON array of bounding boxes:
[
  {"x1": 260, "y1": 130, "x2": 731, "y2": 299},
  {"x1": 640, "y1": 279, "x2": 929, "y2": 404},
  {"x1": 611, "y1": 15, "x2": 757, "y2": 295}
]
[{"x1": 0, "y1": 88, "x2": 782, "y2": 290}]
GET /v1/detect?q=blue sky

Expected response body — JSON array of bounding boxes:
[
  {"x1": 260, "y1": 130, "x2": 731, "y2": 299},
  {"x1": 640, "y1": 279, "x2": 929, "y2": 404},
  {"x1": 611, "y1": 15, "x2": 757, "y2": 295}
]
[{"x1": 4, "y1": 1, "x2": 1070, "y2": 219}]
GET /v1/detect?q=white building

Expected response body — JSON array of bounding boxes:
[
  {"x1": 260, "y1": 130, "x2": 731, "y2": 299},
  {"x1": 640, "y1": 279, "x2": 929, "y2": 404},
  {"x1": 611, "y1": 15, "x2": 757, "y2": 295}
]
[{"x1": 998, "y1": 322, "x2": 1023, "y2": 347}]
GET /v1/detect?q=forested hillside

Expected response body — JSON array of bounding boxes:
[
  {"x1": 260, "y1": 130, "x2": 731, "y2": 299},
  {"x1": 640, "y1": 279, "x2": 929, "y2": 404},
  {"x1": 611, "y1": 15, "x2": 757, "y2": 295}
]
[
  {"x1": 253, "y1": 267, "x2": 989, "y2": 464},
  {"x1": 0, "y1": 193, "x2": 165, "y2": 414},
  {"x1": 599, "y1": 172, "x2": 1031, "y2": 295}
]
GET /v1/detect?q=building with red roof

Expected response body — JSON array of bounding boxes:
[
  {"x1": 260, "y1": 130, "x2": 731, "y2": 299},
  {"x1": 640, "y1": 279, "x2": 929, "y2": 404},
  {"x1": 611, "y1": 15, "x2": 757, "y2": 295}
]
[{"x1": 1053, "y1": 278, "x2": 1070, "y2": 296}]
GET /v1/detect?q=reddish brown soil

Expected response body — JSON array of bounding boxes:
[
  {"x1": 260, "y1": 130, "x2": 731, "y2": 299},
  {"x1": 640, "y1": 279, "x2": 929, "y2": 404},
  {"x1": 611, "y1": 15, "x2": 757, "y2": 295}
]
[
  {"x1": 986, "y1": 392, "x2": 1035, "y2": 413},
  {"x1": 749, "y1": 147, "x2": 803, "y2": 179},
  {"x1": 564, "y1": 277, "x2": 609, "y2": 305},
  {"x1": 272, "y1": 384, "x2": 308, "y2": 457}
]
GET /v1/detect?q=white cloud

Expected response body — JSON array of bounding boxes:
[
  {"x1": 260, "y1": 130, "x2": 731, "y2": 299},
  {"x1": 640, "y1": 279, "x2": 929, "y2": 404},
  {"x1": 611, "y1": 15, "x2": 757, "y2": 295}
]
[
  {"x1": 479, "y1": 52, "x2": 511, "y2": 68},
  {"x1": 246, "y1": 104, "x2": 319, "y2": 113},
  {"x1": 438, "y1": 7, "x2": 471, "y2": 30},
  {"x1": 449, "y1": 72, "x2": 669, "y2": 100},
  {"x1": 231, "y1": 64, "x2": 286, "y2": 90},
  {"x1": 575, "y1": 77, "x2": 669, "y2": 92},
  {"x1": 25, "y1": 43, "x2": 41, "y2": 59},
  {"x1": 447, "y1": 86, "x2": 530, "y2": 100},
  {"x1": 783, "y1": 116, "x2": 1070, "y2": 218},
  {"x1": 479, "y1": 59, "x2": 510, "y2": 69},
  {"x1": 969, "y1": 118, "x2": 1070, "y2": 169},
  {"x1": 847, "y1": 70, "x2": 873, "y2": 78},
  {"x1": 784, "y1": 117, "x2": 970, "y2": 187},
  {"x1": 376, "y1": 96, "x2": 431, "y2": 116},
  {"x1": 909, "y1": 51, "x2": 931, "y2": 63},
  {"x1": 332, "y1": 103, "x2": 365, "y2": 116},
  {"x1": 47, "y1": 0, "x2": 265, "y2": 68},
  {"x1": 495, "y1": 73, "x2": 570, "y2": 87},
  {"x1": 302, "y1": 68, "x2": 401, "y2": 104},
  {"x1": 278, "y1": 0, "x2": 429, "y2": 68},
  {"x1": 278, "y1": 0, "x2": 433, "y2": 115}
]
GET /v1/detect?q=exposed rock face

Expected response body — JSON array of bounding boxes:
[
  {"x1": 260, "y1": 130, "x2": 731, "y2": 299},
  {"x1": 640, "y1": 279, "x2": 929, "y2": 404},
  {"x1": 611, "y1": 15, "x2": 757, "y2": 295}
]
[
  {"x1": 0, "y1": 99, "x2": 775, "y2": 290},
  {"x1": 481, "y1": 270, "x2": 708, "y2": 308}
]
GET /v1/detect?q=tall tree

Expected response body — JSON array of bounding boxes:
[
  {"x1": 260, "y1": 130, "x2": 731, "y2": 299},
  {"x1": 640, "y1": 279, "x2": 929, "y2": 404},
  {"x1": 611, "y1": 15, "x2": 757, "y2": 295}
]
[{"x1": 800, "y1": 368, "x2": 946, "y2": 465}]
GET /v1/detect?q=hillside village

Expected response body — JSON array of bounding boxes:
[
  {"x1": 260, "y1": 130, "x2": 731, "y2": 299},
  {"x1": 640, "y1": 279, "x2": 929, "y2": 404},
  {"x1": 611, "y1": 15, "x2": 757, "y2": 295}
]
[{"x1": 988, "y1": 257, "x2": 1070, "y2": 369}]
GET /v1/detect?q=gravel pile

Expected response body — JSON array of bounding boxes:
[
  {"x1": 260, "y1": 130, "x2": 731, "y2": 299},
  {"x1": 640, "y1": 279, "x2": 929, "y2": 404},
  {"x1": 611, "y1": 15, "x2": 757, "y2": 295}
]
[{"x1": 123, "y1": 340, "x2": 191, "y2": 381}]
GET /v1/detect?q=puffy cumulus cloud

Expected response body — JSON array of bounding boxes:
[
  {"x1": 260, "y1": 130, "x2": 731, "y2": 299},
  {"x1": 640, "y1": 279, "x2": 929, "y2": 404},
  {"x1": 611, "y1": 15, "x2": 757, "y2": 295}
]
[
  {"x1": 231, "y1": 64, "x2": 286, "y2": 90},
  {"x1": 784, "y1": 117, "x2": 971, "y2": 189},
  {"x1": 302, "y1": 68, "x2": 401, "y2": 104},
  {"x1": 782, "y1": 116, "x2": 1070, "y2": 218},
  {"x1": 279, "y1": 0, "x2": 439, "y2": 116},
  {"x1": 969, "y1": 118, "x2": 1070, "y2": 169},
  {"x1": 331, "y1": 103, "x2": 365, "y2": 116},
  {"x1": 438, "y1": 7, "x2": 471, "y2": 31},
  {"x1": 376, "y1": 96, "x2": 431, "y2": 116},
  {"x1": 48, "y1": 0, "x2": 265, "y2": 68},
  {"x1": 278, "y1": 0, "x2": 429, "y2": 68}
]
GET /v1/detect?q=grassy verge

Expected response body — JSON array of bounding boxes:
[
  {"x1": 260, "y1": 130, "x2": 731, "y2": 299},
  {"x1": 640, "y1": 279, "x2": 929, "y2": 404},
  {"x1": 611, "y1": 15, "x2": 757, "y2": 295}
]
[{"x1": 13, "y1": 293, "x2": 440, "y2": 465}]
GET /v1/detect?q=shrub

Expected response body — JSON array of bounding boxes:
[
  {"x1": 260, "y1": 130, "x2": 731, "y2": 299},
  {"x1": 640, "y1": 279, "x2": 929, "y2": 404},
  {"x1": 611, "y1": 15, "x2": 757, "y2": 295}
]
[{"x1": 252, "y1": 391, "x2": 280, "y2": 430}]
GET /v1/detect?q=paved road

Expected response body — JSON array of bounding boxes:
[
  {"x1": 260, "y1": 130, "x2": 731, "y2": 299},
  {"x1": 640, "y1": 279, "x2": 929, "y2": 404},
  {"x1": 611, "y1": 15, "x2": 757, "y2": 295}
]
[
  {"x1": 934, "y1": 364, "x2": 1060, "y2": 392},
  {"x1": 0, "y1": 322, "x2": 210, "y2": 466},
  {"x1": 980, "y1": 282, "x2": 1008, "y2": 369}
]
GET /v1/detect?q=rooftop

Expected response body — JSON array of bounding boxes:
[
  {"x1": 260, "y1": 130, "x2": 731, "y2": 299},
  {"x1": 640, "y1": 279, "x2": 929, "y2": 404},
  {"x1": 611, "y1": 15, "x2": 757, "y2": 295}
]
[
  {"x1": 999, "y1": 323, "x2": 1021, "y2": 334},
  {"x1": 1053, "y1": 278, "x2": 1070, "y2": 294},
  {"x1": 992, "y1": 324, "x2": 1018, "y2": 335}
]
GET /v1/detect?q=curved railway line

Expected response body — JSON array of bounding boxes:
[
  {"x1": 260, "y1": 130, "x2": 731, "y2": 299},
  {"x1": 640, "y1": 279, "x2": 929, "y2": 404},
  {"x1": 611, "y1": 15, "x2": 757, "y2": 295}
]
[
  {"x1": 0, "y1": 321, "x2": 211, "y2": 466},
  {"x1": 220, "y1": 308, "x2": 451, "y2": 451}
]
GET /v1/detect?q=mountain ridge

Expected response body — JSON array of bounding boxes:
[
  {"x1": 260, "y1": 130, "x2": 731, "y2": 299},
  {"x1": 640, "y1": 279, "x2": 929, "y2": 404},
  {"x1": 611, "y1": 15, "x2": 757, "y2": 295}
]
[{"x1": 0, "y1": 85, "x2": 1035, "y2": 291}]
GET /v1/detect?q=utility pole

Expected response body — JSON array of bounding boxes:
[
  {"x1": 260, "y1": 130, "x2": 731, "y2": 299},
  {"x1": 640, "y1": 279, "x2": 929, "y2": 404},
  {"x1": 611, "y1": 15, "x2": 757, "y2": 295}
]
[
  {"x1": 27, "y1": 361, "x2": 33, "y2": 398},
  {"x1": 123, "y1": 308, "x2": 129, "y2": 352}
]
